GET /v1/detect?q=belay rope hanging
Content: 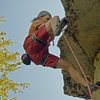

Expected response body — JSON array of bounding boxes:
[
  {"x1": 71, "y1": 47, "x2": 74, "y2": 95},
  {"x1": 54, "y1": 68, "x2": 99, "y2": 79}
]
[{"x1": 62, "y1": 30, "x2": 94, "y2": 100}]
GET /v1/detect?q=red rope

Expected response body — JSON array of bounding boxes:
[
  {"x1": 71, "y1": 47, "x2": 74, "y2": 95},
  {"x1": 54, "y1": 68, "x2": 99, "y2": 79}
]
[{"x1": 63, "y1": 34, "x2": 94, "y2": 100}]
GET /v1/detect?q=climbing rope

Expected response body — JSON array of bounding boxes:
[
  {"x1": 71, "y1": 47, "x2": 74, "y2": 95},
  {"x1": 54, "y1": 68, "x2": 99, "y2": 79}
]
[{"x1": 62, "y1": 33, "x2": 94, "y2": 100}]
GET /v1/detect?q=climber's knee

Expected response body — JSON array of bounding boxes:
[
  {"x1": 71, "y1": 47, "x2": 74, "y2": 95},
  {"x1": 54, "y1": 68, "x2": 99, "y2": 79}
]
[{"x1": 45, "y1": 16, "x2": 60, "y2": 34}]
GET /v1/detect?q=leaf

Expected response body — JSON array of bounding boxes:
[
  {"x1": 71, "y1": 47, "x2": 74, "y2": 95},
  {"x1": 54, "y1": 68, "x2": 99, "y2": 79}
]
[{"x1": 0, "y1": 31, "x2": 30, "y2": 99}]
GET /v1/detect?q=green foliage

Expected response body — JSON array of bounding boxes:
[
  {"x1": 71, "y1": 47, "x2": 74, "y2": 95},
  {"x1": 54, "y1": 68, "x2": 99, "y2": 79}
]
[
  {"x1": 0, "y1": 22, "x2": 30, "y2": 100},
  {"x1": 0, "y1": 16, "x2": 6, "y2": 23}
]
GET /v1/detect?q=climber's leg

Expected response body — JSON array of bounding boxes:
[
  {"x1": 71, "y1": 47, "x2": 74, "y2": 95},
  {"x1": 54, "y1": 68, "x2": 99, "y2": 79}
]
[
  {"x1": 45, "y1": 16, "x2": 60, "y2": 35},
  {"x1": 45, "y1": 16, "x2": 68, "y2": 36},
  {"x1": 56, "y1": 58, "x2": 87, "y2": 87}
]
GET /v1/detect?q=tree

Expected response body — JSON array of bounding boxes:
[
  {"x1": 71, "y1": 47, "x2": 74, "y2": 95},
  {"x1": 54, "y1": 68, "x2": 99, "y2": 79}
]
[
  {"x1": 0, "y1": 20, "x2": 30, "y2": 100},
  {"x1": 0, "y1": 16, "x2": 6, "y2": 23}
]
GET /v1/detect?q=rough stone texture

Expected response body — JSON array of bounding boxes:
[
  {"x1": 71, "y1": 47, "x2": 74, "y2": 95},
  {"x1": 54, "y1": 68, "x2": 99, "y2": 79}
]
[
  {"x1": 93, "y1": 52, "x2": 100, "y2": 100},
  {"x1": 58, "y1": 0, "x2": 100, "y2": 99}
]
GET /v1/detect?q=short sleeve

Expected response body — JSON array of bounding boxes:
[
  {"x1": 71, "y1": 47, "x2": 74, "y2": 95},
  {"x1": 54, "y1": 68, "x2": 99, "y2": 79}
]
[
  {"x1": 28, "y1": 20, "x2": 44, "y2": 35},
  {"x1": 32, "y1": 20, "x2": 43, "y2": 29}
]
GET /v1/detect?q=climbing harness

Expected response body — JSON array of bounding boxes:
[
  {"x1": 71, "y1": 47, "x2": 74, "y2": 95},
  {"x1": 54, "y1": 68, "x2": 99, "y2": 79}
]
[
  {"x1": 32, "y1": 33, "x2": 46, "y2": 46},
  {"x1": 40, "y1": 53, "x2": 49, "y2": 66},
  {"x1": 32, "y1": 34, "x2": 50, "y2": 65},
  {"x1": 62, "y1": 30, "x2": 94, "y2": 100}
]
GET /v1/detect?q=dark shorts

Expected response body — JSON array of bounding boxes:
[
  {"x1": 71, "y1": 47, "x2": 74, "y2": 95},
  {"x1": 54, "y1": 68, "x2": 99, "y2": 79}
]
[{"x1": 23, "y1": 25, "x2": 60, "y2": 68}]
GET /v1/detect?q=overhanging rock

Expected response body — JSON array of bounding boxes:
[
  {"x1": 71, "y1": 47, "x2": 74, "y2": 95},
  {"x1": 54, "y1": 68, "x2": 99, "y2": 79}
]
[{"x1": 58, "y1": 0, "x2": 100, "y2": 99}]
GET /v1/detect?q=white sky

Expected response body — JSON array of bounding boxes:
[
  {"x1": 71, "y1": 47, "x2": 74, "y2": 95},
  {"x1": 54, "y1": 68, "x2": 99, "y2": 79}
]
[{"x1": 0, "y1": 0, "x2": 84, "y2": 100}]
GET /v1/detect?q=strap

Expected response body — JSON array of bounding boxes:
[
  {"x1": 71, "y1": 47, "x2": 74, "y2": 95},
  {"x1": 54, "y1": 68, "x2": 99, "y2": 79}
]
[
  {"x1": 40, "y1": 53, "x2": 49, "y2": 66},
  {"x1": 32, "y1": 34, "x2": 46, "y2": 46}
]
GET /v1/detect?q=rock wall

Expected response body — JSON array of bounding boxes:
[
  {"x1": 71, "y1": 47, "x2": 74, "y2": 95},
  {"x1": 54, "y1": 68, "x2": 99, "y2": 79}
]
[{"x1": 58, "y1": 0, "x2": 100, "y2": 99}]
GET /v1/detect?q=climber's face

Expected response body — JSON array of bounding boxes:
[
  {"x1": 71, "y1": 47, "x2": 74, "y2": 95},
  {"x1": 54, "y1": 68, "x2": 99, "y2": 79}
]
[{"x1": 39, "y1": 15, "x2": 51, "y2": 23}]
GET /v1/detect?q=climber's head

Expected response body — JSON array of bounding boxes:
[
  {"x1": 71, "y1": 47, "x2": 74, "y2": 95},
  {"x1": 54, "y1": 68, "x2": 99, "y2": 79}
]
[
  {"x1": 38, "y1": 10, "x2": 52, "y2": 18},
  {"x1": 21, "y1": 53, "x2": 31, "y2": 65},
  {"x1": 38, "y1": 10, "x2": 52, "y2": 23},
  {"x1": 32, "y1": 10, "x2": 52, "y2": 23}
]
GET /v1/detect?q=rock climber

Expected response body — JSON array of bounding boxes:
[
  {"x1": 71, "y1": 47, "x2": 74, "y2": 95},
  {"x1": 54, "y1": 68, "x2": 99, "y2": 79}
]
[{"x1": 21, "y1": 10, "x2": 100, "y2": 91}]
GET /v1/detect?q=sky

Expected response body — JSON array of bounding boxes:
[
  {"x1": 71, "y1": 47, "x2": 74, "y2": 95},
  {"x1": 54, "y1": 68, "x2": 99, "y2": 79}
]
[{"x1": 0, "y1": 0, "x2": 84, "y2": 100}]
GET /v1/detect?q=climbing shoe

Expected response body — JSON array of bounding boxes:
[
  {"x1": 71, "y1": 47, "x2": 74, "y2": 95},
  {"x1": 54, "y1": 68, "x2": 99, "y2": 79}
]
[
  {"x1": 95, "y1": 81, "x2": 100, "y2": 89},
  {"x1": 55, "y1": 17, "x2": 68, "y2": 36},
  {"x1": 89, "y1": 81, "x2": 100, "y2": 91}
]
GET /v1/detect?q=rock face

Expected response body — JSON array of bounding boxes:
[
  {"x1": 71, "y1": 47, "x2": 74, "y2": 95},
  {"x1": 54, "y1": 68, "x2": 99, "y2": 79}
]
[{"x1": 58, "y1": 0, "x2": 100, "y2": 99}]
